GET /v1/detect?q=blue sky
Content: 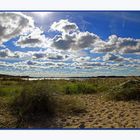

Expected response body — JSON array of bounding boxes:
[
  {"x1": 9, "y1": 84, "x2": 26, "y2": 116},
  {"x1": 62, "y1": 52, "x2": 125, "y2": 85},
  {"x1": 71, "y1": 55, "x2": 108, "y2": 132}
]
[{"x1": 0, "y1": 12, "x2": 140, "y2": 77}]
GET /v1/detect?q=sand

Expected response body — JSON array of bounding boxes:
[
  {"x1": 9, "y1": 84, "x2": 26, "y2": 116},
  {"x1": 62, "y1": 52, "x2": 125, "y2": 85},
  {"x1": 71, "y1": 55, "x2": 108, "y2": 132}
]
[
  {"x1": 37, "y1": 94, "x2": 140, "y2": 128},
  {"x1": 1, "y1": 94, "x2": 140, "y2": 128}
]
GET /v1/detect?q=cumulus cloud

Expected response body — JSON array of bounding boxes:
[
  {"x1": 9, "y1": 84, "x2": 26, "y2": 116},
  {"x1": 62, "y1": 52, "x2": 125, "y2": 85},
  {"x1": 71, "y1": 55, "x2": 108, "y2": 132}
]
[
  {"x1": 0, "y1": 48, "x2": 70, "y2": 61},
  {"x1": 50, "y1": 20, "x2": 140, "y2": 54},
  {"x1": 0, "y1": 48, "x2": 19, "y2": 58},
  {"x1": 103, "y1": 53, "x2": 124, "y2": 62},
  {"x1": 50, "y1": 33, "x2": 75, "y2": 50},
  {"x1": 91, "y1": 35, "x2": 140, "y2": 54},
  {"x1": 74, "y1": 56, "x2": 91, "y2": 62},
  {"x1": 0, "y1": 15, "x2": 140, "y2": 76},
  {"x1": 32, "y1": 52, "x2": 46, "y2": 59},
  {"x1": 0, "y1": 12, "x2": 34, "y2": 45},
  {"x1": 103, "y1": 53, "x2": 140, "y2": 67},
  {"x1": 74, "y1": 32, "x2": 99, "y2": 49},
  {"x1": 27, "y1": 60, "x2": 36, "y2": 65},
  {"x1": 50, "y1": 19, "x2": 78, "y2": 33},
  {"x1": 0, "y1": 45, "x2": 6, "y2": 48},
  {"x1": 17, "y1": 60, "x2": 68, "y2": 69},
  {"x1": 71, "y1": 61, "x2": 108, "y2": 69},
  {"x1": 16, "y1": 28, "x2": 47, "y2": 48},
  {"x1": 49, "y1": 19, "x2": 99, "y2": 50},
  {"x1": 47, "y1": 53, "x2": 64, "y2": 60},
  {"x1": 31, "y1": 49, "x2": 69, "y2": 60}
]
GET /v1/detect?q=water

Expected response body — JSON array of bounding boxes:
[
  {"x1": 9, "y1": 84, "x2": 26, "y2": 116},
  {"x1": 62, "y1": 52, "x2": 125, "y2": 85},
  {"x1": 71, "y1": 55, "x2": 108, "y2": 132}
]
[{"x1": 23, "y1": 77, "x2": 90, "y2": 81}]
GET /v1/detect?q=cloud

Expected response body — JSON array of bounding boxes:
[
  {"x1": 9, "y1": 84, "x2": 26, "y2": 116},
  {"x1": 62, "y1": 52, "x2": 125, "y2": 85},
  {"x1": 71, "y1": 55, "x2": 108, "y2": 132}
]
[
  {"x1": 16, "y1": 27, "x2": 48, "y2": 48},
  {"x1": 74, "y1": 56, "x2": 91, "y2": 62},
  {"x1": 74, "y1": 32, "x2": 99, "y2": 49},
  {"x1": 49, "y1": 33, "x2": 75, "y2": 50},
  {"x1": 32, "y1": 52, "x2": 46, "y2": 59},
  {"x1": 27, "y1": 60, "x2": 37, "y2": 65},
  {"x1": 0, "y1": 15, "x2": 140, "y2": 76},
  {"x1": 103, "y1": 53, "x2": 124, "y2": 62},
  {"x1": 103, "y1": 53, "x2": 140, "y2": 68},
  {"x1": 91, "y1": 35, "x2": 140, "y2": 54},
  {"x1": 0, "y1": 48, "x2": 19, "y2": 58},
  {"x1": 31, "y1": 49, "x2": 69, "y2": 60},
  {"x1": 47, "y1": 53, "x2": 64, "y2": 60},
  {"x1": 14, "y1": 60, "x2": 68, "y2": 69},
  {"x1": 50, "y1": 20, "x2": 140, "y2": 54},
  {"x1": 0, "y1": 12, "x2": 34, "y2": 45},
  {"x1": 0, "y1": 45, "x2": 6, "y2": 48},
  {"x1": 50, "y1": 20, "x2": 99, "y2": 50},
  {"x1": 71, "y1": 61, "x2": 108, "y2": 69},
  {"x1": 50, "y1": 19, "x2": 78, "y2": 33},
  {"x1": 0, "y1": 48, "x2": 70, "y2": 61}
]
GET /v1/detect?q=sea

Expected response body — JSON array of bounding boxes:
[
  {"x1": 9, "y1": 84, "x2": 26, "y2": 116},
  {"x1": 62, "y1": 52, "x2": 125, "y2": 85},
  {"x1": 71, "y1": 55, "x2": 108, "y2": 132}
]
[{"x1": 22, "y1": 77, "x2": 90, "y2": 81}]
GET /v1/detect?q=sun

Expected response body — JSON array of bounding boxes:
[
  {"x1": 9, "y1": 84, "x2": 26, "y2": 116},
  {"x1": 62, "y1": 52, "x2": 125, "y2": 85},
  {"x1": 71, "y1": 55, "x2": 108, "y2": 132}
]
[{"x1": 33, "y1": 12, "x2": 51, "y2": 19}]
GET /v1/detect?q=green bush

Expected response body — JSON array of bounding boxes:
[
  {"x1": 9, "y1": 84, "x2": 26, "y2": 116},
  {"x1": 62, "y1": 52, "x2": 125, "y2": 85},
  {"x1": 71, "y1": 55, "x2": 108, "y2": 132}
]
[
  {"x1": 11, "y1": 82, "x2": 86, "y2": 123},
  {"x1": 64, "y1": 82, "x2": 96, "y2": 94},
  {"x1": 0, "y1": 87, "x2": 22, "y2": 97},
  {"x1": 11, "y1": 83, "x2": 57, "y2": 121},
  {"x1": 104, "y1": 80, "x2": 140, "y2": 101}
]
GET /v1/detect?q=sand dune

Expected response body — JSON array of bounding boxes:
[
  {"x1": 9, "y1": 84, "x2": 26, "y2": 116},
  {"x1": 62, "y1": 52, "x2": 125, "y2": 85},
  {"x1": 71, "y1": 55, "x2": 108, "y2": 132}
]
[{"x1": 31, "y1": 94, "x2": 140, "y2": 128}]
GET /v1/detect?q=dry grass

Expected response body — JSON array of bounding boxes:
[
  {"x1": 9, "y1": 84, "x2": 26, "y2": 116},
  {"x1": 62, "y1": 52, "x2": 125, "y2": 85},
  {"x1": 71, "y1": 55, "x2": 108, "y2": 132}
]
[{"x1": 0, "y1": 77, "x2": 140, "y2": 128}]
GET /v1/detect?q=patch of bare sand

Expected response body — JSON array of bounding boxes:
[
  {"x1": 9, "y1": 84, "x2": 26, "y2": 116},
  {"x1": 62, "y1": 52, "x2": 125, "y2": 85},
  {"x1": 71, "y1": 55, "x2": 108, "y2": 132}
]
[
  {"x1": 0, "y1": 97, "x2": 17, "y2": 128},
  {"x1": 27, "y1": 95, "x2": 140, "y2": 128}
]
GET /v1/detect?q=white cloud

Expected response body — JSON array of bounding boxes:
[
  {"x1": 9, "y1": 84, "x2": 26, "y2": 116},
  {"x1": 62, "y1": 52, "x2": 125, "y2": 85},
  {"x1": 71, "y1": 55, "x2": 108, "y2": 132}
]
[
  {"x1": 16, "y1": 28, "x2": 47, "y2": 48},
  {"x1": 103, "y1": 53, "x2": 124, "y2": 62},
  {"x1": 0, "y1": 12, "x2": 34, "y2": 45},
  {"x1": 103, "y1": 53, "x2": 140, "y2": 68},
  {"x1": 0, "y1": 48, "x2": 19, "y2": 58},
  {"x1": 32, "y1": 52, "x2": 46, "y2": 59},
  {"x1": 50, "y1": 20, "x2": 140, "y2": 54},
  {"x1": 0, "y1": 15, "x2": 140, "y2": 76},
  {"x1": 91, "y1": 35, "x2": 140, "y2": 54},
  {"x1": 0, "y1": 45, "x2": 6, "y2": 48},
  {"x1": 47, "y1": 53, "x2": 64, "y2": 60},
  {"x1": 50, "y1": 19, "x2": 78, "y2": 33},
  {"x1": 74, "y1": 56, "x2": 91, "y2": 62},
  {"x1": 50, "y1": 20, "x2": 99, "y2": 50},
  {"x1": 74, "y1": 31, "x2": 99, "y2": 49},
  {"x1": 49, "y1": 33, "x2": 75, "y2": 50}
]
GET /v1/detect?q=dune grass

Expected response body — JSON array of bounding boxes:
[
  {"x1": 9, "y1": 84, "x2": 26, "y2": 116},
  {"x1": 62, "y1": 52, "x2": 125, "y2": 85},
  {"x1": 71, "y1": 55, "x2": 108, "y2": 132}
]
[
  {"x1": 104, "y1": 80, "x2": 140, "y2": 101},
  {"x1": 10, "y1": 82, "x2": 86, "y2": 124},
  {"x1": 0, "y1": 77, "x2": 140, "y2": 127},
  {"x1": 64, "y1": 82, "x2": 96, "y2": 94}
]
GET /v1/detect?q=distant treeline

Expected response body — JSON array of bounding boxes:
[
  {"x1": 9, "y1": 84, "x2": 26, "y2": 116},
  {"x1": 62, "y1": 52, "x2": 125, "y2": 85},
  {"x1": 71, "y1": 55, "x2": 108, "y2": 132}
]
[
  {"x1": 0, "y1": 74, "x2": 140, "y2": 79},
  {"x1": 0, "y1": 74, "x2": 29, "y2": 79}
]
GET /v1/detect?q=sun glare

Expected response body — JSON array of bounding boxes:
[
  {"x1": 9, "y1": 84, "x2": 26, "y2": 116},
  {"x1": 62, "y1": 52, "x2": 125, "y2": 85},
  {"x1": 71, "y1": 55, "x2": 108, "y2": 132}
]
[{"x1": 33, "y1": 12, "x2": 51, "y2": 19}]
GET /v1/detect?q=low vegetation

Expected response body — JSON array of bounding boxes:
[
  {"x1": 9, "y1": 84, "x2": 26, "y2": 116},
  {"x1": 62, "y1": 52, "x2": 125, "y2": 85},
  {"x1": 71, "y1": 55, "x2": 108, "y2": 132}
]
[
  {"x1": 64, "y1": 82, "x2": 96, "y2": 94},
  {"x1": 0, "y1": 76, "x2": 140, "y2": 127},
  {"x1": 10, "y1": 82, "x2": 86, "y2": 126},
  {"x1": 104, "y1": 80, "x2": 140, "y2": 101}
]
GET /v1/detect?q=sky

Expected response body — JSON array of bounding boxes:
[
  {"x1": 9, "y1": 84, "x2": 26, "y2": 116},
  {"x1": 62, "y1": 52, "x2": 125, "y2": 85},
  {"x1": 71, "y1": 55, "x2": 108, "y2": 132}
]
[{"x1": 0, "y1": 11, "x2": 140, "y2": 77}]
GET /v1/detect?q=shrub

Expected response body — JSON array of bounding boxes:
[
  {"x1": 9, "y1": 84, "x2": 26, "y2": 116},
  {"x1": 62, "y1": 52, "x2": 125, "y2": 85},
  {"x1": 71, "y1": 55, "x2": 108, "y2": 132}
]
[
  {"x1": 104, "y1": 80, "x2": 140, "y2": 101},
  {"x1": 11, "y1": 82, "x2": 57, "y2": 121},
  {"x1": 0, "y1": 87, "x2": 22, "y2": 97},
  {"x1": 56, "y1": 95, "x2": 86, "y2": 114},
  {"x1": 11, "y1": 82, "x2": 86, "y2": 123},
  {"x1": 64, "y1": 82, "x2": 96, "y2": 94}
]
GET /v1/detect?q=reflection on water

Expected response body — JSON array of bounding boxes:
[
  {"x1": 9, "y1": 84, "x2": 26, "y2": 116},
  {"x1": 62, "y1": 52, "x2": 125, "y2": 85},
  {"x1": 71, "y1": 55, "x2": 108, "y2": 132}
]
[{"x1": 23, "y1": 77, "x2": 90, "y2": 81}]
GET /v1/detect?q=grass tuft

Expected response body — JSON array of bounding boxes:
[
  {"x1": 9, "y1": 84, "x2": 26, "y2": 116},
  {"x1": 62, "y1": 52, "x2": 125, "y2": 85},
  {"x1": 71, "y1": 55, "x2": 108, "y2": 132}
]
[
  {"x1": 64, "y1": 82, "x2": 96, "y2": 94},
  {"x1": 104, "y1": 80, "x2": 140, "y2": 101}
]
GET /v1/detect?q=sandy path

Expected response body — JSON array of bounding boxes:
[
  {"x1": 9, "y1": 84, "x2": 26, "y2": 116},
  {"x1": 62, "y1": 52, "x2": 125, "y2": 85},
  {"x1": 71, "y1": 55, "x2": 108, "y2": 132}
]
[
  {"x1": 46, "y1": 95, "x2": 140, "y2": 128},
  {"x1": 0, "y1": 94, "x2": 140, "y2": 128}
]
